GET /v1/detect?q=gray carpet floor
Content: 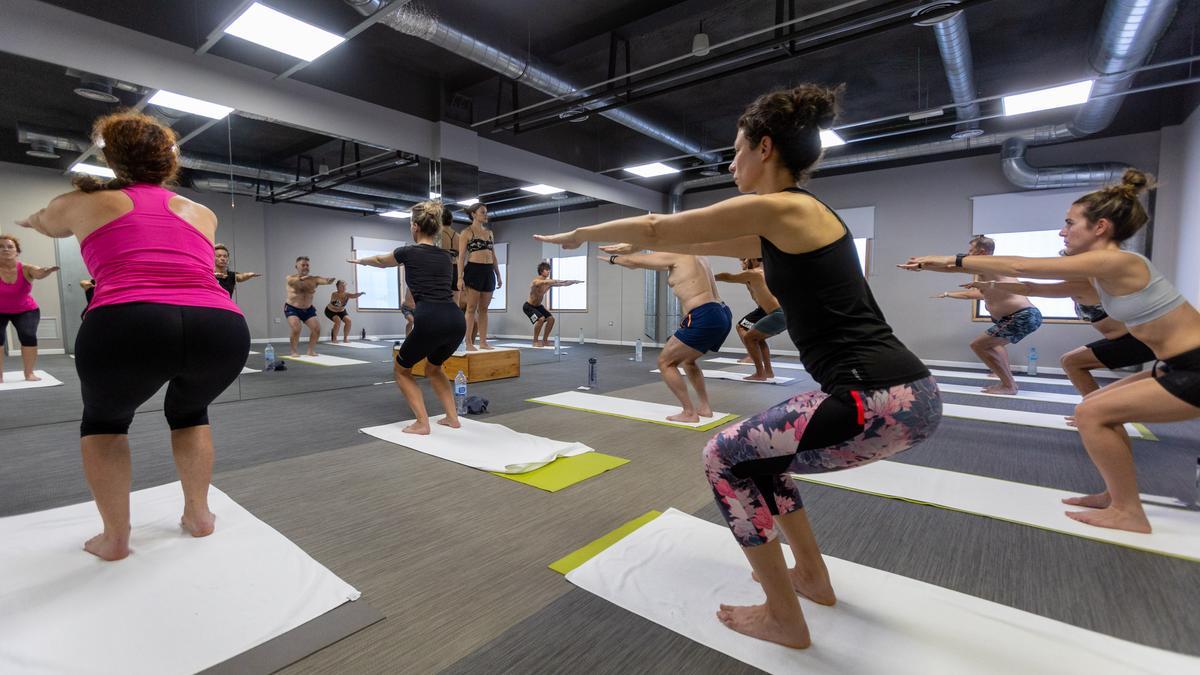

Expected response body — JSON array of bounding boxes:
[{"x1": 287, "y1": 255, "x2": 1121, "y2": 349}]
[{"x1": 2, "y1": 344, "x2": 1198, "y2": 674}]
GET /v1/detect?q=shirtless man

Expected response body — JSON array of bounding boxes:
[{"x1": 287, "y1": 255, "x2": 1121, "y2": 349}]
[
  {"x1": 213, "y1": 244, "x2": 260, "y2": 298},
  {"x1": 600, "y1": 245, "x2": 732, "y2": 422},
  {"x1": 524, "y1": 261, "x2": 581, "y2": 346},
  {"x1": 284, "y1": 256, "x2": 336, "y2": 356},
  {"x1": 934, "y1": 235, "x2": 1042, "y2": 394},
  {"x1": 715, "y1": 258, "x2": 786, "y2": 381}
]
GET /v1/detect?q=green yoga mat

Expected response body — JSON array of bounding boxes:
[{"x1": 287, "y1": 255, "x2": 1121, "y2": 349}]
[
  {"x1": 550, "y1": 510, "x2": 663, "y2": 575},
  {"x1": 492, "y1": 453, "x2": 629, "y2": 492}
]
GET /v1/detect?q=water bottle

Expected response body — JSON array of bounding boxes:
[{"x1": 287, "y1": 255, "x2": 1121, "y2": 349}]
[
  {"x1": 263, "y1": 344, "x2": 275, "y2": 371},
  {"x1": 1027, "y1": 347, "x2": 1039, "y2": 376},
  {"x1": 454, "y1": 370, "x2": 468, "y2": 415},
  {"x1": 361, "y1": 328, "x2": 366, "y2": 340},
  {"x1": 553, "y1": 334, "x2": 561, "y2": 356},
  {"x1": 578, "y1": 328, "x2": 585, "y2": 345},
  {"x1": 635, "y1": 338, "x2": 643, "y2": 363},
  {"x1": 587, "y1": 357, "x2": 598, "y2": 388}
]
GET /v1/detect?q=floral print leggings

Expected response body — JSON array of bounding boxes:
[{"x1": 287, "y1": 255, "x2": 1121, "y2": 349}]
[{"x1": 703, "y1": 376, "x2": 942, "y2": 547}]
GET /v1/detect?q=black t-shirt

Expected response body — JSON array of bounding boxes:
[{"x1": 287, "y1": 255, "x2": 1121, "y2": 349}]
[
  {"x1": 761, "y1": 188, "x2": 928, "y2": 393},
  {"x1": 392, "y1": 244, "x2": 454, "y2": 303},
  {"x1": 216, "y1": 270, "x2": 237, "y2": 297}
]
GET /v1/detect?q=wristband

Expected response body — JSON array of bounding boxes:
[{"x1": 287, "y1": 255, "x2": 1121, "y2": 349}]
[
  {"x1": 954, "y1": 253, "x2": 968, "y2": 268},
  {"x1": 609, "y1": 255, "x2": 618, "y2": 265}
]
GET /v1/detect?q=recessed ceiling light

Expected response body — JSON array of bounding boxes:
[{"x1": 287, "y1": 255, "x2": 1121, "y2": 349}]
[
  {"x1": 380, "y1": 210, "x2": 411, "y2": 219},
  {"x1": 224, "y1": 3, "x2": 345, "y2": 62},
  {"x1": 907, "y1": 108, "x2": 945, "y2": 121},
  {"x1": 1003, "y1": 80, "x2": 1093, "y2": 117},
  {"x1": 148, "y1": 90, "x2": 234, "y2": 120},
  {"x1": 70, "y1": 162, "x2": 116, "y2": 178},
  {"x1": 521, "y1": 184, "x2": 565, "y2": 195},
  {"x1": 624, "y1": 162, "x2": 680, "y2": 178},
  {"x1": 820, "y1": 129, "x2": 845, "y2": 147},
  {"x1": 457, "y1": 198, "x2": 479, "y2": 206}
]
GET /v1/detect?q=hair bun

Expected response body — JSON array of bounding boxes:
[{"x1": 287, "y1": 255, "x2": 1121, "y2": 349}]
[
  {"x1": 1118, "y1": 168, "x2": 1154, "y2": 197},
  {"x1": 788, "y1": 83, "x2": 842, "y2": 129}
]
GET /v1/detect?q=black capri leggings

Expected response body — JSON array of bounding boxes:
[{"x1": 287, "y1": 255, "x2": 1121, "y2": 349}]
[
  {"x1": 396, "y1": 301, "x2": 465, "y2": 369},
  {"x1": 0, "y1": 308, "x2": 40, "y2": 347},
  {"x1": 75, "y1": 303, "x2": 250, "y2": 437}
]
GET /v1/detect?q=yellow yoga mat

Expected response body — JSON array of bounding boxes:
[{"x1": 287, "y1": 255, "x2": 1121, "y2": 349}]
[
  {"x1": 549, "y1": 510, "x2": 663, "y2": 575},
  {"x1": 493, "y1": 453, "x2": 629, "y2": 492}
]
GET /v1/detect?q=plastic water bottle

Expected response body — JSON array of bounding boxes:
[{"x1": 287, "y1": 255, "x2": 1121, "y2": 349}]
[
  {"x1": 454, "y1": 370, "x2": 468, "y2": 414},
  {"x1": 263, "y1": 344, "x2": 275, "y2": 371},
  {"x1": 1027, "y1": 347, "x2": 1039, "y2": 376},
  {"x1": 554, "y1": 334, "x2": 561, "y2": 356},
  {"x1": 635, "y1": 338, "x2": 643, "y2": 363},
  {"x1": 361, "y1": 328, "x2": 366, "y2": 340},
  {"x1": 578, "y1": 328, "x2": 585, "y2": 345},
  {"x1": 587, "y1": 357, "x2": 598, "y2": 388}
]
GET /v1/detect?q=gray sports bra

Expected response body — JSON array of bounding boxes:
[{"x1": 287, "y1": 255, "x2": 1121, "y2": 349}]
[{"x1": 1092, "y1": 252, "x2": 1186, "y2": 327}]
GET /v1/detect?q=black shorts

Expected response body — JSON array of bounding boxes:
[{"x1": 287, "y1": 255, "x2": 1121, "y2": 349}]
[
  {"x1": 523, "y1": 302, "x2": 552, "y2": 323},
  {"x1": 396, "y1": 301, "x2": 466, "y2": 369},
  {"x1": 75, "y1": 303, "x2": 249, "y2": 437},
  {"x1": 738, "y1": 307, "x2": 767, "y2": 331},
  {"x1": 1086, "y1": 332, "x2": 1155, "y2": 369},
  {"x1": 0, "y1": 308, "x2": 39, "y2": 347},
  {"x1": 463, "y1": 262, "x2": 497, "y2": 293},
  {"x1": 324, "y1": 307, "x2": 348, "y2": 321},
  {"x1": 284, "y1": 303, "x2": 317, "y2": 322},
  {"x1": 1154, "y1": 345, "x2": 1200, "y2": 408}
]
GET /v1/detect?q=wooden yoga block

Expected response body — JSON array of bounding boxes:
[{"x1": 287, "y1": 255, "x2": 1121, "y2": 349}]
[{"x1": 405, "y1": 347, "x2": 520, "y2": 382}]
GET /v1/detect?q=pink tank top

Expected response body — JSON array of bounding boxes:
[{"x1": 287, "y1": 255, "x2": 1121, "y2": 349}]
[
  {"x1": 0, "y1": 262, "x2": 38, "y2": 314},
  {"x1": 80, "y1": 184, "x2": 241, "y2": 315}
]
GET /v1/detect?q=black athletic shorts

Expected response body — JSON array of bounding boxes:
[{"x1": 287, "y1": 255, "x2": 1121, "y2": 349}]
[
  {"x1": 1154, "y1": 345, "x2": 1200, "y2": 408},
  {"x1": 463, "y1": 262, "x2": 497, "y2": 293},
  {"x1": 522, "y1": 302, "x2": 551, "y2": 323},
  {"x1": 324, "y1": 307, "x2": 348, "y2": 321},
  {"x1": 1086, "y1": 332, "x2": 1155, "y2": 370},
  {"x1": 396, "y1": 301, "x2": 466, "y2": 369},
  {"x1": 738, "y1": 307, "x2": 766, "y2": 331},
  {"x1": 75, "y1": 303, "x2": 249, "y2": 436},
  {"x1": 0, "y1": 308, "x2": 39, "y2": 347}
]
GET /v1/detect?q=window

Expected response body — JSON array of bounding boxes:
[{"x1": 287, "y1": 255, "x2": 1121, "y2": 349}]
[
  {"x1": 854, "y1": 237, "x2": 870, "y2": 277},
  {"x1": 353, "y1": 248, "x2": 402, "y2": 310},
  {"x1": 974, "y1": 230, "x2": 1077, "y2": 320},
  {"x1": 487, "y1": 242, "x2": 508, "y2": 311},
  {"x1": 548, "y1": 252, "x2": 589, "y2": 311}
]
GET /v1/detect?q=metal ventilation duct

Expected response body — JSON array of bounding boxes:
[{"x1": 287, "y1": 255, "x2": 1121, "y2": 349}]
[
  {"x1": 920, "y1": 3, "x2": 983, "y2": 139},
  {"x1": 190, "y1": 177, "x2": 386, "y2": 213},
  {"x1": 488, "y1": 194, "x2": 598, "y2": 219},
  {"x1": 1000, "y1": 138, "x2": 1127, "y2": 190},
  {"x1": 377, "y1": 5, "x2": 720, "y2": 164}
]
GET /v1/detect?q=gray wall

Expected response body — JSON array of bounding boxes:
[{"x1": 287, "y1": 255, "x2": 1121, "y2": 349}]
[
  {"x1": 1155, "y1": 105, "x2": 1200, "y2": 306},
  {"x1": 683, "y1": 131, "x2": 1163, "y2": 366}
]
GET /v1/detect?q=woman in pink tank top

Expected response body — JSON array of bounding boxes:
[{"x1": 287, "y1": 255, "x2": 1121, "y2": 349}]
[
  {"x1": 17, "y1": 111, "x2": 249, "y2": 562},
  {"x1": 0, "y1": 234, "x2": 59, "y2": 382}
]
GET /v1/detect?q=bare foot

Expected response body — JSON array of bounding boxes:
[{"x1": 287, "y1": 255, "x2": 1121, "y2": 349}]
[
  {"x1": 981, "y1": 384, "x2": 1018, "y2": 395},
  {"x1": 24, "y1": 372, "x2": 41, "y2": 382},
  {"x1": 437, "y1": 416, "x2": 461, "y2": 429},
  {"x1": 480, "y1": 342, "x2": 495, "y2": 350},
  {"x1": 1064, "y1": 415, "x2": 1077, "y2": 427},
  {"x1": 763, "y1": 372, "x2": 776, "y2": 380},
  {"x1": 744, "y1": 374, "x2": 769, "y2": 382},
  {"x1": 698, "y1": 407, "x2": 714, "y2": 418},
  {"x1": 180, "y1": 510, "x2": 216, "y2": 538},
  {"x1": 289, "y1": 352, "x2": 300, "y2": 357},
  {"x1": 738, "y1": 356, "x2": 754, "y2": 364},
  {"x1": 1065, "y1": 507, "x2": 1151, "y2": 533},
  {"x1": 83, "y1": 531, "x2": 131, "y2": 561},
  {"x1": 466, "y1": 344, "x2": 478, "y2": 352},
  {"x1": 306, "y1": 351, "x2": 318, "y2": 357},
  {"x1": 1062, "y1": 491, "x2": 1111, "y2": 508},
  {"x1": 753, "y1": 568, "x2": 837, "y2": 606},
  {"x1": 667, "y1": 411, "x2": 700, "y2": 423},
  {"x1": 403, "y1": 420, "x2": 431, "y2": 435},
  {"x1": 716, "y1": 603, "x2": 811, "y2": 649}
]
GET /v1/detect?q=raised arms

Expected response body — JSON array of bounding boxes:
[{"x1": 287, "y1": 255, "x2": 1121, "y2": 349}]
[
  {"x1": 24, "y1": 264, "x2": 61, "y2": 280},
  {"x1": 599, "y1": 252, "x2": 677, "y2": 271},
  {"x1": 349, "y1": 254, "x2": 398, "y2": 269},
  {"x1": 959, "y1": 279, "x2": 1091, "y2": 298},
  {"x1": 234, "y1": 272, "x2": 261, "y2": 283}
]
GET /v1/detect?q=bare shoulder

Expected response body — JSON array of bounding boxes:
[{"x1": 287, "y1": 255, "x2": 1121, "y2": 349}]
[{"x1": 168, "y1": 194, "x2": 216, "y2": 226}]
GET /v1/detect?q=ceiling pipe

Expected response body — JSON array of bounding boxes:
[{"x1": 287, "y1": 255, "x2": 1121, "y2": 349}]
[
  {"x1": 1000, "y1": 137, "x2": 1127, "y2": 190},
  {"x1": 376, "y1": 4, "x2": 721, "y2": 164},
  {"x1": 916, "y1": 2, "x2": 983, "y2": 139},
  {"x1": 488, "y1": 194, "x2": 598, "y2": 219},
  {"x1": 191, "y1": 176, "x2": 388, "y2": 213}
]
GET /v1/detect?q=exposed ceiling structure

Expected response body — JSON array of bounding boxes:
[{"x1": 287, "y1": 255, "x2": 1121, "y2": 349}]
[{"x1": 1, "y1": 0, "x2": 1198, "y2": 215}]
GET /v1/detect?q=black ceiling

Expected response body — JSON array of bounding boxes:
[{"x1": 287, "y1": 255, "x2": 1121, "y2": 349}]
[{"x1": 10, "y1": 0, "x2": 1200, "y2": 190}]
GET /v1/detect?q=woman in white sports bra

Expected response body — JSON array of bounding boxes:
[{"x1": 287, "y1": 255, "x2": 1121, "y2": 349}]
[{"x1": 904, "y1": 169, "x2": 1200, "y2": 534}]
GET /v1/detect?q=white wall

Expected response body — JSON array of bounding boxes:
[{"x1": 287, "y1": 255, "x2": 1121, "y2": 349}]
[
  {"x1": 684, "y1": 131, "x2": 1162, "y2": 365},
  {"x1": 1154, "y1": 105, "x2": 1200, "y2": 305}
]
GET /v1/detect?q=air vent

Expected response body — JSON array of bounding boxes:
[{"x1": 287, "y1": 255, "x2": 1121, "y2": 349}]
[
  {"x1": 26, "y1": 140, "x2": 60, "y2": 159},
  {"x1": 911, "y1": 1, "x2": 961, "y2": 26},
  {"x1": 73, "y1": 74, "x2": 120, "y2": 103},
  {"x1": 559, "y1": 108, "x2": 590, "y2": 123}
]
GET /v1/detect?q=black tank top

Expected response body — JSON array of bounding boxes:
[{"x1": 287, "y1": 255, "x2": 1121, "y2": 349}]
[{"x1": 760, "y1": 188, "x2": 928, "y2": 393}]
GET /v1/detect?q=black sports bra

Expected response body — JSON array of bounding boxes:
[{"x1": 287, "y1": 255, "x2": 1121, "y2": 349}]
[
  {"x1": 466, "y1": 232, "x2": 493, "y2": 253},
  {"x1": 1074, "y1": 302, "x2": 1108, "y2": 323}
]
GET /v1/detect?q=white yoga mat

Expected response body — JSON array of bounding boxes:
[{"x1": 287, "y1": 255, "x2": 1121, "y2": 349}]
[
  {"x1": 360, "y1": 416, "x2": 593, "y2": 473},
  {"x1": 925, "y1": 360, "x2": 1127, "y2": 380},
  {"x1": 930, "y1": 368, "x2": 1082, "y2": 387},
  {"x1": 239, "y1": 366, "x2": 258, "y2": 375},
  {"x1": 528, "y1": 390, "x2": 737, "y2": 430},
  {"x1": 938, "y1": 382, "x2": 1082, "y2": 404},
  {"x1": 652, "y1": 368, "x2": 793, "y2": 385},
  {"x1": 0, "y1": 371, "x2": 63, "y2": 391},
  {"x1": 708, "y1": 357, "x2": 806, "y2": 371},
  {"x1": 494, "y1": 342, "x2": 568, "y2": 351},
  {"x1": 943, "y1": 402, "x2": 1152, "y2": 439},
  {"x1": 568, "y1": 508, "x2": 1200, "y2": 674},
  {"x1": 281, "y1": 353, "x2": 370, "y2": 367},
  {"x1": 794, "y1": 461, "x2": 1200, "y2": 562},
  {"x1": 327, "y1": 341, "x2": 386, "y2": 349},
  {"x1": 0, "y1": 482, "x2": 360, "y2": 675}
]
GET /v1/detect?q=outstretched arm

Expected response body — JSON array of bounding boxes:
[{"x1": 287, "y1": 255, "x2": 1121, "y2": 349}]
[
  {"x1": 17, "y1": 192, "x2": 80, "y2": 238},
  {"x1": 349, "y1": 254, "x2": 398, "y2": 269},
  {"x1": 714, "y1": 271, "x2": 756, "y2": 283},
  {"x1": 24, "y1": 264, "x2": 61, "y2": 280},
  {"x1": 235, "y1": 272, "x2": 261, "y2": 283},
  {"x1": 600, "y1": 240, "x2": 760, "y2": 258},
  {"x1": 79, "y1": 279, "x2": 95, "y2": 291},
  {"x1": 900, "y1": 250, "x2": 1133, "y2": 282},
  {"x1": 599, "y1": 252, "x2": 675, "y2": 271},
  {"x1": 316, "y1": 276, "x2": 338, "y2": 285},
  {"x1": 933, "y1": 289, "x2": 983, "y2": 300},
  {"x1": 960, "y1": 279, "x2": 1089, "y2": 298}
]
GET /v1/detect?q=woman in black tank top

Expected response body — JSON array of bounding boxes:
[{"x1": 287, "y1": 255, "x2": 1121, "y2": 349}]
[{"x1": 536, "y1": 84, "x2": 941, "y2": 649}]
